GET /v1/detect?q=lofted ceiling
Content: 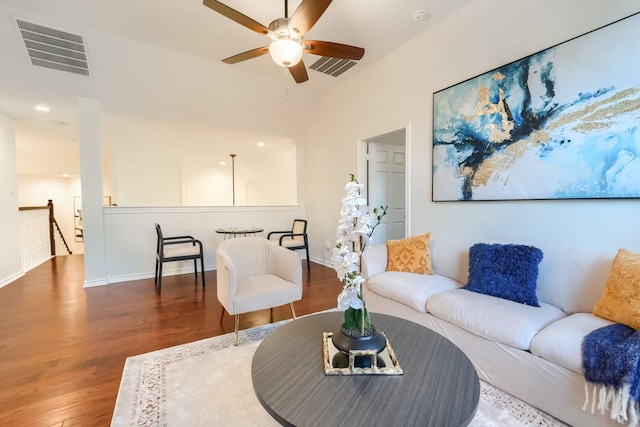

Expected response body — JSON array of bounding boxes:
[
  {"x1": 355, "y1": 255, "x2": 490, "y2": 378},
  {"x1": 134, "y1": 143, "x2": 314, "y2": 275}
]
[{"x1": 0, "y1": 0, "x2": 474, "y2": 176}]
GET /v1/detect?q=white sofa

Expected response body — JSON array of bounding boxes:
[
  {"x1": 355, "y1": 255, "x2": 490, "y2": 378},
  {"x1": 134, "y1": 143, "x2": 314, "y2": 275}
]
[{"x1": 362, "y1": 232, "x2": 620, "y2": 427}]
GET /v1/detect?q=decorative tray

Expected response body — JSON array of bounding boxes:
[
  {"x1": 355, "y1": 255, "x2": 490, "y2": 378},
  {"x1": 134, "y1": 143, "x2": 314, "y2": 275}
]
[{"x1": 322, "y1": 331, "x2": 403, "y2": 376}]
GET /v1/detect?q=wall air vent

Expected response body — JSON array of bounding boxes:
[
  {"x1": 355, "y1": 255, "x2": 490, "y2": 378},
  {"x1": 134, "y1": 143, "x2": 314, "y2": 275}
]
[
  {"x1": 15, "y1": 18, "x2": 91, "y2": 77},
  {"x1": 309, "y1": 57, "x2": 357, "y2": 77}
]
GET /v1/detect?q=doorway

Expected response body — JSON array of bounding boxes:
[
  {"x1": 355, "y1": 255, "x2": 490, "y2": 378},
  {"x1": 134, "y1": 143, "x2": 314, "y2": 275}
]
[{"x1": 359, "y1": 127, "x2": 408, "y2": 246}]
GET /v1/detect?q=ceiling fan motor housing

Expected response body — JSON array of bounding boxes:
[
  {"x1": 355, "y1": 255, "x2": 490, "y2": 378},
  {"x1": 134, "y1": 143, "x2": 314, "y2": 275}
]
[{"x1": 269, "y1": 18, "x2": 301, "y2": 42}]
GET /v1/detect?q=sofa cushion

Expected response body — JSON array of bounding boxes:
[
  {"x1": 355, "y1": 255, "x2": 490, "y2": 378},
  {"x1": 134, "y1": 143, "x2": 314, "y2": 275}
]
[
  {"x1": 530, "y1": 313, "x2": 614, "y2": 374},
  {"x1": 592, "y1": 248, "x2": 640, "y2": 330},
  {"x1": 367, "y1": 272, "x2": 460, "y2": 313},
  {"x1": 464, "y1": 243, "x2": 544, "y2": 307},
  {"x1": 385, "y1": 233, "x2": 434, "y2": 274},
  {"x1": 427, "y1": 289, "x2": 566, "y2": 350}
]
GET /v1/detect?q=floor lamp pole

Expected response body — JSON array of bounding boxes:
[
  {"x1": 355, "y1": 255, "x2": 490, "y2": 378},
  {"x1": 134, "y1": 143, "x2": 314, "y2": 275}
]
[{"x1": 230, "y1": 154, "x2": 236, "y2": 206}]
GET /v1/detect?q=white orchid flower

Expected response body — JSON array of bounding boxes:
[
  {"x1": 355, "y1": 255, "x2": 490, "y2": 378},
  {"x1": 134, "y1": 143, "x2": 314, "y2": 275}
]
[
  {"x1": 360, "y1": 212, "x2": 375, "y2": 226},
  {"x1": 344, "y1": 181, "x2": 360, "y2": 192},
  {"x1": 334, "y1": 175, "x2": 388, "y2": 315},
  {"x1": 343, "y1": 251, "x2": 359, "y2": 266},
  {"x1": 337, "y1": 289, "x2": 363, "y2": 311},
  {"x1": 348, "y1": 291, "x2": 364, "y2": 309},
  {"x1": 337, "y1": 290, "x2": 352, "y2": 310}
]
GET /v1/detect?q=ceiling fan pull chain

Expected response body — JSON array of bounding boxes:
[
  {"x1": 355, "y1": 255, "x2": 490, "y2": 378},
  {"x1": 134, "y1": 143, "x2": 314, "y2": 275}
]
[{"x1": 283, "y1": 67, "x2": 289, "y2": 99}]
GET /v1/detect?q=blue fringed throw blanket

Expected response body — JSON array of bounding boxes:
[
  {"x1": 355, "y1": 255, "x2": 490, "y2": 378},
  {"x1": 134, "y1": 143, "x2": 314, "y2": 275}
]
[{"x1": 582, "y1": 324, "x2": 640, "y2": 426}]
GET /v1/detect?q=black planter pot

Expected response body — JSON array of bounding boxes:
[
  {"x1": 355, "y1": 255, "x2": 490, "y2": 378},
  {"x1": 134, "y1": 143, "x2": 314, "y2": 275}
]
[{"x1": 331, "y1": 325, "x2": 387, "y2": 369}]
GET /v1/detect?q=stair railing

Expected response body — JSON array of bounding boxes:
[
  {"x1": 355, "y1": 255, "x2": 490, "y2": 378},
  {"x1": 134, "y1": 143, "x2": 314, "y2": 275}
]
[{"x1": 18, "y1": 199, "x2": 72, "y2": 271}]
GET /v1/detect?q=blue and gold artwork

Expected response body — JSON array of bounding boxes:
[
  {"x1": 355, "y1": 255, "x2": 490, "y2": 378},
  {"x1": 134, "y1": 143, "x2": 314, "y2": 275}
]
[{"x1": 433, "y1": 12, "x2": 640, "y2": 201}]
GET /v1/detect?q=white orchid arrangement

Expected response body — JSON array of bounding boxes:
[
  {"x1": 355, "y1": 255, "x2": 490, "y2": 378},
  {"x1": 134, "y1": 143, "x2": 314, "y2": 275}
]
[{"x1": 332, "y1": 174, "x2": 387, "y2": 335}]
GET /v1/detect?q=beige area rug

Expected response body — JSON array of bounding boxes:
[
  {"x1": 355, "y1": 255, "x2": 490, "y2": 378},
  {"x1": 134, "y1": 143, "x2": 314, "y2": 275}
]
[{"x1": 112, "y1": 321, "x2": 567, "y2": 427}]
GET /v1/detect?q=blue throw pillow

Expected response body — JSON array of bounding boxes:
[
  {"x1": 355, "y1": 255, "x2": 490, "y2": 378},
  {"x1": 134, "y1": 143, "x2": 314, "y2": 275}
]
[{"x1": 464, "y1": 243, "x2": 544, "y2": 307}]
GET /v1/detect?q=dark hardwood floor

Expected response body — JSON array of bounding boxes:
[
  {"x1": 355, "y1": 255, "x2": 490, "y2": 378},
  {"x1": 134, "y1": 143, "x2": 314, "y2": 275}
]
[{"x1": 0, "y1": 255, "x2": 340, "y2": 426}]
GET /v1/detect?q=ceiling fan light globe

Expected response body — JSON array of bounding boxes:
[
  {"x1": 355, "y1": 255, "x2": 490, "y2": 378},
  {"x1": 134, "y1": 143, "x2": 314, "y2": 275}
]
[{"x1": 269, "y1": 38, "x2": 303, "y2": 67}]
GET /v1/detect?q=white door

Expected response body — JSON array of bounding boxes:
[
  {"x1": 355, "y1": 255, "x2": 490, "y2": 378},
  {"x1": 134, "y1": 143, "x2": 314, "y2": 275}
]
[{"x1": 367, "y1": 141, "x2": 406, "y2": 245}]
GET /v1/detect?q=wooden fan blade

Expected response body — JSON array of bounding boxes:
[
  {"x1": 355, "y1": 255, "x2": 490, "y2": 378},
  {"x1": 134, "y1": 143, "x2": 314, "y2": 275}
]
[
  {"x1": 222, "y1": 47, "x2": 269, "y2": 64},
  {"x1": 303, "y1": 40, "x2": 364, "y2": 60},
  {"x1": 289, "y1": 60, "x2": 309, "y2": 83},
  {"x1": 289, "y1": 0, "x2": 333, "y2": 36},
  {"x1": 203, "y1": 0, "x2": 270, "y2": 35}
]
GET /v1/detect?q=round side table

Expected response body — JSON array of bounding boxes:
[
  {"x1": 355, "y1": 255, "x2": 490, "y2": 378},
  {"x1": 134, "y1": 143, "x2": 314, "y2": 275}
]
[{"x1": 252, "y1": 312, "x2": 480, "y2": 426}]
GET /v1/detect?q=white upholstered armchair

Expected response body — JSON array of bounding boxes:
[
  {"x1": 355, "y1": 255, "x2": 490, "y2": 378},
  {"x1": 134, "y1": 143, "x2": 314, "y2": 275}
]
[{"x1": 216, "y1": 237, "x2": 303, "y2": 345}]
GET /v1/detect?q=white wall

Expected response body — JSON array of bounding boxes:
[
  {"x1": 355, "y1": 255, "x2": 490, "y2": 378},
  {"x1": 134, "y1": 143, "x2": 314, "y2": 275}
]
[
  {"x1": 304, "y1": 0, "x2": 640, "y2": 267},
  {"x1": 0, "y1": 113, "x2": 23, "y2": 288},
  {"x1": 105, "y1": 115, "x2": 298, "y2": 207}
]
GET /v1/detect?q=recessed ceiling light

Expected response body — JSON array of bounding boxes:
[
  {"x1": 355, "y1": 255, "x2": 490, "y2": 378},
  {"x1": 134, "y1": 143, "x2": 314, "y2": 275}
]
[
  {"x1": 412, "y1": 10, "x2": 431, "y2": 21},
  {"x1": 35, "y1": 104, "x2": 50, "y2": 112},
  {"x1": 257, "y1": 141, "x2": 266, "y2": 147},
  {"x1": 220, "y1": 161, "x2": 226, "y2": 166},
  {"x1": 62, "y1": 174, "x2": 70, "y2": 178}
]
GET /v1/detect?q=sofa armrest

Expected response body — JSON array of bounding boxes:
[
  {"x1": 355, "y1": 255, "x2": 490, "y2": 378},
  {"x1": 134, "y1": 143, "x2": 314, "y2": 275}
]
[{"x1": 362, "y1": 245, "x2": 388, "y2": 278}]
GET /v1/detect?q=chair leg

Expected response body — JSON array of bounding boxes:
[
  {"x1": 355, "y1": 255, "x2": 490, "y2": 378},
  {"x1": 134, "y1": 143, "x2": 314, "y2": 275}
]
[
  {"x1": 305, "y1": 247, "x2": 310, "y2": 272},
  {"x1": 234, "y1": 314, "x2": 240, "y2": 346},
  {"x1": 219, "y1": 308, "x2": 225, "y2": 324},
  {"x1": 154, "y1": 259, "x2": 159, "y2": 284},
  {"x1": 289, "y1": 302, "x2": 297, "y2": 320},
  {"x1": 157, "y1": 263, "x2": 163, "y2": 295},
  {"x1": 200, "y1": 256, "x2": 205, "y2": 287},
  {"x1": 193, "y1": 259, "x2": 197, "y2": 279}
]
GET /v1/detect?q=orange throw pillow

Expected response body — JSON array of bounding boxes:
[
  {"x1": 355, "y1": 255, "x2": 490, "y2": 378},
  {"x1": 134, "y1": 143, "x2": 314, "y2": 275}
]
[
  {"x1": 592, "y1": 248, "x2": 640, "y2": 330},
  {"x1": 385, "y1": 233, "x2": 434, "y2": 274}
]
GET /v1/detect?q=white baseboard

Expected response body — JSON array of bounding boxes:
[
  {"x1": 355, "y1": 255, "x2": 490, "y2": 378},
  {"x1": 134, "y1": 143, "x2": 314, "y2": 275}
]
[
  {"x1": 309, "y1": 256, "x2": 332, "y2": 268},
  {"x1": 0, "y1": 271, "x2": 25, "y2": 289},
  {"x1": 86, "y1": 259, "x2": 329, "y2": 287},
  {"x1": 104, "y1": 264, "x2": 216, "y2": 286},
  {"x1": 83, "y1": 278, "x2": 108, "y2": 287}
]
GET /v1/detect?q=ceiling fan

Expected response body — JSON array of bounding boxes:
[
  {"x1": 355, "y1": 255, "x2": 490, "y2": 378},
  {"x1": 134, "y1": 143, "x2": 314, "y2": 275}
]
[{"x1": 203, "y1": 0, "x2": 365, "y2": 83}]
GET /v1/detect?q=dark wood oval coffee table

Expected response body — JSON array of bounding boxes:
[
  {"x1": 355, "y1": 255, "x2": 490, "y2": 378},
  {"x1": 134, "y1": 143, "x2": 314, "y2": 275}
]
[{"x1": 251, "y1": 312, "x2": 480, "y2": 426}]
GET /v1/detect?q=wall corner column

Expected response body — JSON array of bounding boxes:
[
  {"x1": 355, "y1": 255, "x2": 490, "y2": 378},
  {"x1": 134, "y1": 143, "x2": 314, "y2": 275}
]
[{"x1": 77, "y1": 97, "x2": 107, "y2": 286}]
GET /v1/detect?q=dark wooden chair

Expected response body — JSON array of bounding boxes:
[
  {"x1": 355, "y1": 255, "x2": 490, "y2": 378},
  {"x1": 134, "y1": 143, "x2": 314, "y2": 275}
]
[
  {"x1": 268, "y1": 219, "x2": 310, "y2": 272},
  {"x1": 154, "y1": 223, "x2": 205, "y2": 294}
]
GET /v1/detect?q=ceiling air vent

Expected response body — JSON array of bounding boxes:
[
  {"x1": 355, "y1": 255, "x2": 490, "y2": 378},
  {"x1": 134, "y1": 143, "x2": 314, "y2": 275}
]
[
  {"x1": 15, "y1": 18, "x2": 91, "y2": 77},
  {"x1": 309, "y1": 57, "x2": 357, "y2": 77}
]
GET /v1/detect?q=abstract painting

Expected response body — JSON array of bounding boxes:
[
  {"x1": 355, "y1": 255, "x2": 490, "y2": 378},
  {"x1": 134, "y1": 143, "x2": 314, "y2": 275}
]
[{"x1": 432, "y1": 12, "x2": 640, "y2": 201}]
